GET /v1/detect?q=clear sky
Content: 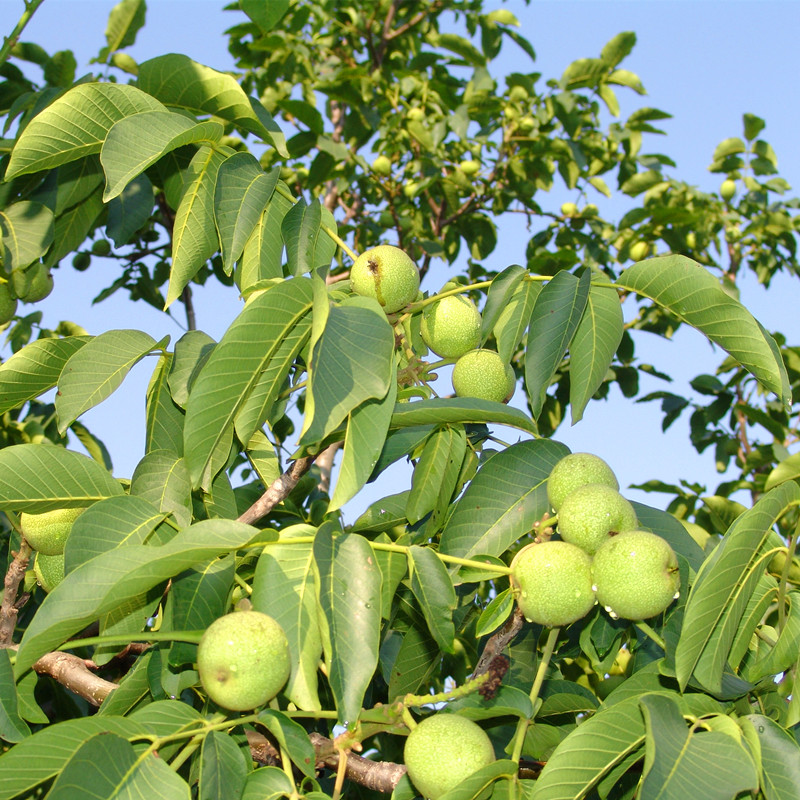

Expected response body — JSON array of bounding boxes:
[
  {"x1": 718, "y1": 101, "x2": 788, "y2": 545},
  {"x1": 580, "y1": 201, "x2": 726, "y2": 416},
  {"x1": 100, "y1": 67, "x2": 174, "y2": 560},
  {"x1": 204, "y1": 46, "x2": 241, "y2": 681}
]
[{"x1": 5, "y1": 0, "x2": 799, "y2": 521}]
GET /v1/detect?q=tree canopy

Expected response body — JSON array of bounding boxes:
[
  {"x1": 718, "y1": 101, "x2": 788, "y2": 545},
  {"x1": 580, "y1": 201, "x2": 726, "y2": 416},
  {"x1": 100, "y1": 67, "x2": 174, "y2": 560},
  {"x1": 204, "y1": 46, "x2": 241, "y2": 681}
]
[{"x1": 1, "y1": 1, "x2": 799, "y2": 799}]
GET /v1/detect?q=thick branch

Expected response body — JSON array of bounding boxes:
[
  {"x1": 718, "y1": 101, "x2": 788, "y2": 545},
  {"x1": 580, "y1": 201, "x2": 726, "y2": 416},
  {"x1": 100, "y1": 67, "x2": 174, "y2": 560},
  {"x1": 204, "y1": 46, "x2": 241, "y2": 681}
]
[
  {"x1": 0, "y1": 539, "x2": 32, "y2": 646},
  {"x1": 33, "y1": 652, "x2": 113, "y2": 706},
  {"x1": 237, "y1": 456, "x2": 315, "y2": 525},
  {"x1": 315, "y1": 442, "x2": 341, "y2": 494},
  {"x1": 472, "y1": 606, "x2": 525, "y2": 678}
]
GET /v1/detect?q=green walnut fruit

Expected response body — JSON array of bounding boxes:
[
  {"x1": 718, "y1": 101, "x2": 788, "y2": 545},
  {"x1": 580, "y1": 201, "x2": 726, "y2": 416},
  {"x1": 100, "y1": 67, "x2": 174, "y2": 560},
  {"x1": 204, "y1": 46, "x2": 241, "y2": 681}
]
[
  {"x1": 197, "y1": 610, "x2": 291, "y2": 711},
  {"x1": 33, "y1": 552, "x2": 65, "y2": 593},
  {"x1": 508, "y1": 85, "x2": 529, "y2": 103},
  {"x1": 72, "y1": 252, "x2": 91, "y2": 271},
  {"x1": 459, "y1": 159, "x2": 481, "y2": 177},
  {"x1": 767, "y1": 549, "x2": 800, "y2": 585},
  {"x1": 510, "y1": 541, "x2": 596, "y2": 627},
  {"x1": 720, "y1": 178, "x2": 737, "y2": 201},
  {"x1": 560, "y1": 202, "x2": 579, "y2": 217},
  {"x1": 0, "y1": 281, "x2": 17, "y2": 324},
  {"x1": 557, "y1": 484, "x2": 638, "y2": 555},
  {"x1": 91, "y1": 239, "x2": 112, "y2": 256},
  {"x1": 350, "y1": 245, "x2": 420, "y2": 313},
  {"x1": 20, "y1": 507, "x2": 85, "y2": 555},
  {"x1": 372, "y1": 155, "x2": 392, "y2": 176},
  {"x1": 404, "y1": 714, "x2": 495, "y2": 799},
  {"x1": 629, "y1": 241, "x2": 650, "y2": 261},
  {"x1": 407, "y1": 107, "x2": 425, "y2": 122},
  {"x1": 546, "y1": 452, "x2": 619, "y2": 512},
  {"x1": 403, "y1": 180, "x2": 420, "y2": 198},
  {"x1": 592, "y1": 530, "x2": 680, "y2": 620},
  {"x1": 21, "y1": 264, "x2": 54, "y2": 303},
  {"x1": 420, "y1": 295, "x2": 482, "y2": 358},
  {"x1": 452, "y1": 349, "x2": 515, "y2": 403}
]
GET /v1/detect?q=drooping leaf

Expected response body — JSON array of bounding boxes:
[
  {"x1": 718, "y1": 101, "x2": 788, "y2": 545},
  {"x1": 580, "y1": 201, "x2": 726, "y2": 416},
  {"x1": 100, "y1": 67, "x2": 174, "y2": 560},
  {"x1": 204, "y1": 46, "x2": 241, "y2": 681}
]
[
  {"x1": 130, "y1": 450, "x2": 193, "y2": 527},
  {"x1": 0, "y1": 444, "x2": 123, "y2": 511},
  {"x1": 299, "y1": 299, "x2": 394, "y2": 446},
  {"x1": 184, "y1": 277, "x2": 313, "y2": 488},
  {"x1": 569, "y1": 277, "x2": 624, "y2": 423},
  {"x1": 214, "y1": 154, "x2": 279, "y2": 273},
  {"x1": 742, "y1": 714, "x2": 800, "y2": 800},
  {"x1": 238, "y1": 183, "x2": 293, "y2": 289},
  {"x1": 0, "y1": 650, "x2": 30, "y2": 743},
  {"x1": 137, "y1": 54, "x2": 288, "y2": 155},
  {"x1": 386, "y1": 397, "x2": 537, "y2": 436},
  {"x1": 101, "y1": 111, "x2": 223, "y2": 200},
  {"x1": 106, "y1": 173, "x2": 155, "y2": 246},
  {"x1": 55, "y1": 329, "x2": 164, "y2": 433},
  {"x1": 145, "y1": 352, "x2": 185, "y2": 457},
  {"x1": 252, "y1": 535, "x2": 322, "y2": 711},
  {"x1": 525, "y1": 269, "x2": 590, "y2": 419},
  {"x1": 330, "y1": 379, "x2": 397, "y2": 512},
  {"x1": 440, "y1": 439, "x2": 570, "y2": 560},
  {"x1": 409, "y1": 545, "x2": 457, "y2": 652},
  {"x1": 256, "y1": 710, "x2": 316, "y2": 779},
  {"x1": 6, "y1": 83, "x2": 164, "y2": 178},
  {"x1": 616, "y1": 255, "x2": 791, "y2": 407},
  {"x1": 100, "y1": 0, "x2": 146, "y2": 59},
  {"x1": 313, "y1": 526, "x2": 380, "y2": 726}
]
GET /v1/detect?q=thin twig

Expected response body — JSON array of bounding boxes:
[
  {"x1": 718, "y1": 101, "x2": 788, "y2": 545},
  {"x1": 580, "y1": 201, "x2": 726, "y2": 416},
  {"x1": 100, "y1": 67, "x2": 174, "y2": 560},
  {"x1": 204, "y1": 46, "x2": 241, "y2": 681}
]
[
  {"x1": 237, "y1": 456, "x2": 316, "y2": 525},
  {"x1": 0, "y1": 538, "x2": 32, "y2": 646},
  {"x1": 0, "y1": 0, "x2": 47, "y2": 70}
]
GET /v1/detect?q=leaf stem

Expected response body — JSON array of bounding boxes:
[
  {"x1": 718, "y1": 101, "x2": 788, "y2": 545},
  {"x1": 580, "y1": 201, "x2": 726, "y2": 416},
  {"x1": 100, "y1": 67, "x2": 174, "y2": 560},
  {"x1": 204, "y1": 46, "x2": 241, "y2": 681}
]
[
  {"x1": 58, "y1": 630, "x2": 204, "y2": 651},
  {"x1": 510, "y1": 626, "x2": 560, "y2": 764},
  {"x1": 0, "y1": 0, "x2": 47, "y2": 70},
  {"x1": 634, "y1": 620, "x2": 666, "y2": 650}
]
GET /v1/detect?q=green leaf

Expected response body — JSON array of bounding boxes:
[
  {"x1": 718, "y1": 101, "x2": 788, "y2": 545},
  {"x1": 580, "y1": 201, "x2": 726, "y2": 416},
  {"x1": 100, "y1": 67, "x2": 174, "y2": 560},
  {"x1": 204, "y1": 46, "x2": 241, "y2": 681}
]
[
  {"x1": 764, "y1": 452, "x2": 800, "y2": 491},
  {"x1": 241, "y1": 766, "x2": 295, "y2": 800},
  {"x1": 475, "y1": 588, "x2": 514, "y2": 637},
  {"x1": 0, "y1": 335, "x2": 88, "y2": 415},
  {"x1": 102, "y1": 0, "x2": 146, "y2": 57},
  {"x1": 168, "y1": 556, "x2": 234, "y2": 667},
  {"x1": 450, "y1": 685, "x2": 533, "y2": 720},
  {"x1": 168, "y1": 330, "x2": 216, "y2": 408},
  {"x1": 481, "y1": 264, "x2": 527, "y2": 343},
  {"x1": 199, "y1": 730, "x2": 248, "y2": 800},
  {"x1": 107, "y1": 173, "x2": 155, "y2": 246},
  {"x1": 525, "y1": 269, "x2": 590, "y2": 419},
  {"x1": 387, "y1": 397, "x2": 537, "y2": 436},
  {"x1": 184, "y1": 278, "x2": 313, "y2": 488},
  {"x1": 64, "y1": 495, "x2": 165, "y2": 574},
  {"x1": 743, "y1": 113, "x2": 766, "y2": 142},
  {"x1": 256, "y1": 710, "x2": 316, "y2": 778},
  {"x1": 330, "y1": 380, "x2": 397, "y2": 512},
  {"x1": 14, "y1": 519, "x2": 264, "y2": 676},
  {"x1": 675, "y1": 481, "x2": 800, "y2": 693},
  {"x1": 101, "y1": 111, "x2": 223, "y2": 200},
  {"x1": 406, "y1": 426, "x2": 462, "y2": 525},
  {"x1": 387, "y1": 621, "x2": 440, "y2": 701},
  {"x1": 130, "y1": 450, "x2": 193, "y2": 527},
  {"x1": 146, "y1": 352, "x2": 185, "y2": 457},
  {"x1": 0, "y1": 649, "x2": 30, "y2": 743},
  {"x1": 314, "y1": 527, "x2": 381, "y2": 726},
  {"x1": 0, "y1": 201, "x2": 54, "y2": 270},
  {"x1": 238, "y1": 184, "x2": 293, "y2": 289},
  {"x1": 46, "y1": 731, "x2": 190, "y2": 800},
  {"x1": 616, "y1": 255, "x2": 791, "y2": 407},
  {"x1": 299, "y1": 299, "x2": 394, "y2": 446},
  {"x1": 241, "y1": 0, "x2": 290, "y2": 33},
  {"x1": 440, "y1": 439, "x2": 569, "y2": 560},
  {"x1": 742, "y1": 714, "x2": 800, "y2": 800},
  {"x1": 166, "y1": 145, "x2": 231, "y2": 308},
  {"x1": 744, "y1": 590, "x2": 800, "y2": 683},
  {"x1": 639, "y1": 694, "x2": 758, "y2": 800},
  {"x1": 569, "y1": 277, "x2": 624, "y2": 423},
  {"x1": 0, "y1": 717, "x2": 147, "y2": 800},
  {"x1": 409, "y1": 545, "x2": 457, "y2": 653},
  {"x1": 46, "y1": 187, "x2": 105, "y2": 268},
  {"x1": 137, "y1": 54, "x2": 288, "y2": 155},
  {"x1": 0, "y1": 444, "x2": 123, "y2": 511},
  {"x1": 440, "y1": 760, "x2": 518, "y2": 800},
  {"x1": 6, "y1": 83, "x2": 164, "y2": 178},
  {"x1": 55, "y1": 329, "x2": 163, "y2": 433},
  {"x1": 494, "y1": 278, "x2": 540, "y2": 363},
  {"x1": 253, "y1": 536, "x2": 322, "y2": 711},
  {"x1": 215, "y1": 155, "x2": 278, "y2": 274},
  {"x1": 600, "y1": 32, "x2": 636, "y2": 68}
]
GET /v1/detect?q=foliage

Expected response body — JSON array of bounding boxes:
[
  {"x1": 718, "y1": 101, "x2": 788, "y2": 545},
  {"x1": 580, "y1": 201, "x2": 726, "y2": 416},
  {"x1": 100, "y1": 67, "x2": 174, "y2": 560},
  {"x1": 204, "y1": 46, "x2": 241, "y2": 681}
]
[{"x1": 1, "y1": 1, "x2": 799, "y2": 799}]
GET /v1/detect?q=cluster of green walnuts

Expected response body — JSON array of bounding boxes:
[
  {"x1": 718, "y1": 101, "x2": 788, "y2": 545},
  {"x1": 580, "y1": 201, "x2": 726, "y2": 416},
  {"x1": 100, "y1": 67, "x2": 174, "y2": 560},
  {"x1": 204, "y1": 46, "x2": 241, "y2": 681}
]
[
  {"x1": 511, "y1": 453, "x2": 681, "y2": 627},
  {"x1": 349, "y1": 245, "x2": 515, "y2": 403}
]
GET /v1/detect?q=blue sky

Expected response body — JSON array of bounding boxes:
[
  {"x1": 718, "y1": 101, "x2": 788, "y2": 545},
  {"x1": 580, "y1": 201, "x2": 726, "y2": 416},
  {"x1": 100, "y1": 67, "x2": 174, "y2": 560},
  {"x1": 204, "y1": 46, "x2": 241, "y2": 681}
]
[{"x1": 6, "y1": 1, "x2": 800, "y2": 520}]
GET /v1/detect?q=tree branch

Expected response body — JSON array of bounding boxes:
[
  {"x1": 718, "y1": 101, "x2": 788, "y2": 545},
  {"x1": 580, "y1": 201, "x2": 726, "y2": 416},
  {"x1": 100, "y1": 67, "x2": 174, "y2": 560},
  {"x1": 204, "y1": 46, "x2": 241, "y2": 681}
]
[
  {"x1": 237, "y1": 456, "x2": 316, "y2": 525},
  {"x1": 0, "y1": 538, "x2": 32, "y2": 647}
]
